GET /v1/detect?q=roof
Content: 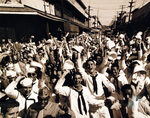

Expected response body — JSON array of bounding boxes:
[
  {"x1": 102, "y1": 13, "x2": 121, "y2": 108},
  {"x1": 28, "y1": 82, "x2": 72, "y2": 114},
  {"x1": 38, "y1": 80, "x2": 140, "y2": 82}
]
[{"x1": 76, "y1": 0, "x2": 86, "y2": 9}]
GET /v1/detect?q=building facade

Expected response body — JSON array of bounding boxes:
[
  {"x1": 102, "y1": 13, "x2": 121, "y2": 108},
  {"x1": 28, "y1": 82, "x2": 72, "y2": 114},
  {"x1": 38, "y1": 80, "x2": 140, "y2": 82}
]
[{"x1": 0, "y1": 0, "x2": 88, "y2": 42}]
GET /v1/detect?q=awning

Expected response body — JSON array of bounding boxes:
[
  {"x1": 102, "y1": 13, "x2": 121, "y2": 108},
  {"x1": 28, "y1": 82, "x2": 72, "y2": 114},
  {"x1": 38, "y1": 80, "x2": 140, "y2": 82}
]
[{"x1": 37, "y1": 10, "x2": 67, "y2": 22}]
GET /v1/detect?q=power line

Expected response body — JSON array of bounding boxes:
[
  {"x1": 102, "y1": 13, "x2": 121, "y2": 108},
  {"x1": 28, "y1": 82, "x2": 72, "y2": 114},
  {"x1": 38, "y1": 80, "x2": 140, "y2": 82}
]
[{"x1": 90, "y1": 6, "x2": 120, "y2": 10}]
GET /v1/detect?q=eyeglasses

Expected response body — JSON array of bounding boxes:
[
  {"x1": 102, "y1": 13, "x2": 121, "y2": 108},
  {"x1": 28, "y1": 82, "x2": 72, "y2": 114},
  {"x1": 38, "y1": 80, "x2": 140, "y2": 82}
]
[{"x1": 28, "y1": 73, "x2": 36, "y2": 77}]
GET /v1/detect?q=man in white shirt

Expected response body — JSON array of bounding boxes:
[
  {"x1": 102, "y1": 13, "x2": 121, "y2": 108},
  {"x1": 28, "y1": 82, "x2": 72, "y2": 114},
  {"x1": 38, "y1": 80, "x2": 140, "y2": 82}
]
[
  {"x1": 5, "y1": 76, "x2": 38, "y2": 117},
  {"x1": 55, "y1": 70, "x2": 107, "y2": 118},
  {"x1": 77, "y1": 55, "x2": 115, "y2": 118},
  {"x1": 27, "y1": 86, "x2": 67, "y2": 118}
]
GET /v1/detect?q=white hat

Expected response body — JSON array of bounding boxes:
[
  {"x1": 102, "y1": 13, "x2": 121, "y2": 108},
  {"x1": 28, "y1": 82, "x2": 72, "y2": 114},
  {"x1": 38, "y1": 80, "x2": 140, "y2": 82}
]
[
  {"x1": 63, "y1": 60, "x2": 74, "y2": 70},
  {"x1": 119, "y1": 34, "x2": 125, "y2": 39},
  {"x1": 106, "y1": 40, "x2": 115, "y2": 50},
  {"x1": 27, "y1": 67, "x2": 35, "y2": 73},
  {"x1": 133, "y1": 65, "x2": 146, "y2": 74},
  {"x1": 146, "y1": 36, "x2": 150, "y2": 44},
  {"x1": 6, "y1": 70, "x2": 16, "y2": 77},
  {"x1": 72, "y1": 46, "x2": 84, "y2": 53},
  {"x1": 31, "y1": 35, "x2": 35, "y2": 38},
  {"x1": 37, "y1": 44, "x2": 43, "y2": 49},
  {"x1": 7, "y1": 63, "x2": 14, "y2": 70},
  {"x1": 105, "y1": 37, "x2": 111, "y2": 41},
  {"x1": 45, "y1": 39, "x2": 53, "y2": 44},
  {"x1": 28, "y1": 53, "x2": 33, "y2": 57},
  {"x1": 108, "y1": 51, "x2": 117, "y2": 61},
  {"x1": 20, "y1": 78, "x2": 33, "y2": 87},
  {"x1": 137, "y1": 31, "x2": 143, "y2": 36},
  {"x1": 129, "y1": 40, "x2": 135, "y2": 45},
  {"x1": 135, "y1": 31, "x2": 143, "y2": 40},
  {"x1": 30, "y1": 61, "x2": 43, "y2": 69}
]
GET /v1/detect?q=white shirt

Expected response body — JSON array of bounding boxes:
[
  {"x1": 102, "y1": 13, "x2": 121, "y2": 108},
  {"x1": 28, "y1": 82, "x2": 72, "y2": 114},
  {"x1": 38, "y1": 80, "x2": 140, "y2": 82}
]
[
  {"x1": 77, "y1": 58, "x2": 115, "y2": 100},
  {"x1": 5, "y1": 81, "x2": 38, "y2": 117},
  {"x1": 110, "y1": 72, "x2": 128, "y2": 95},
  {"x1": 55, "y1": 77, "x2": 102, "y2": 118}
]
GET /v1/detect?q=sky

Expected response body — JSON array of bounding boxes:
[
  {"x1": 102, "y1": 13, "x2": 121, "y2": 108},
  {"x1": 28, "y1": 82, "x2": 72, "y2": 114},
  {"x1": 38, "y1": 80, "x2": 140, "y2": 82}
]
[{"x1": 82, "y1": 0, "x2": 150, "y2": 26}]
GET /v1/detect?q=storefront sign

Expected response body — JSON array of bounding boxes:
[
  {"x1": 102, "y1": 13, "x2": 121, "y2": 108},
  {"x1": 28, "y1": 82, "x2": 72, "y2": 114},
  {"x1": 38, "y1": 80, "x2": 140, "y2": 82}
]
[{"x1": 0, "y1": 0, "x2": 23, "y2": 7}]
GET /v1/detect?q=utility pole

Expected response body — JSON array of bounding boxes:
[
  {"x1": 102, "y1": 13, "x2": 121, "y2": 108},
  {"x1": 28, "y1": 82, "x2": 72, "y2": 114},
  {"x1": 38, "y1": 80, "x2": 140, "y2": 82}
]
[
  {"x1": 88, "y1": 6, "x2": 90, "y2": 28},
  {"x1": 128, "y1": 0, "x2": 135, "y2": 22},
  {"x1": 120, "y1": 5, "x2": 125, "y2": 14},
  {"x1": 97, "y1": 8, "x2": 99, "y2": 28}
]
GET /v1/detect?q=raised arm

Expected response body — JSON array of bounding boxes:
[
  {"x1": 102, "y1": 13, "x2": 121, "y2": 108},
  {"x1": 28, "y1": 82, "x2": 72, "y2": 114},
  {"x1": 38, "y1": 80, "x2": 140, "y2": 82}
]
[
  {"x1": 77, "y1": 52, "x2": 89, "y2": 81},
  {"x1": 5, "y1": 75, "x2": 24, "y2": 99},
  {"x1": 101, "y1": 74, "x2": 115, "y2": 92},
  {"x1": 55, "y1": 70, "x2": 71, "y2": 96}
]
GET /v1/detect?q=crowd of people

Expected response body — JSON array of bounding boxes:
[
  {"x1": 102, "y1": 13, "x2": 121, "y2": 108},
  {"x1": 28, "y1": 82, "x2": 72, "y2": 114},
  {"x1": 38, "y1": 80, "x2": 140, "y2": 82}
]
[{"x1": 0, "y1": 31, "x2": 150, "y2": 118}]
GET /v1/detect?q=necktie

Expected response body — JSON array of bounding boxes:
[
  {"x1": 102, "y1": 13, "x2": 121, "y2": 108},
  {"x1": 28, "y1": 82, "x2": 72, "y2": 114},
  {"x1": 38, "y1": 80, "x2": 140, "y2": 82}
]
[
  {"x1": 115, "y1": 78, "x2": 120, "y2": 94},
  {"x1": 74, "y1": 89, "x2": 87, "y2": 115},
  {"x1": 91, "y1": 74, "x2": 98, "y2": 94},
  {"x1": 24, "y1": 98, "x2": 35, "y2": 118}
]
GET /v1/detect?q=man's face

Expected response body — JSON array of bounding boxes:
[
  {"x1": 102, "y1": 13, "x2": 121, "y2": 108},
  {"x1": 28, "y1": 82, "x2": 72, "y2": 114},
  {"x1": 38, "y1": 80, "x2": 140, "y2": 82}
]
[
  {"x1": 38, "y1": 49, "x2": 44, "y2": 56},
  {"x1": 73, "y1": 51, "x2": 78, "y2": 59},
  {"x1": 7, "y1": 76, "x2": 16, "y2": 83},
  {"x1": 28, "y1": 56, "x2": 33, "y2": 63},
  {"x1": 38, "y1": 88, "x2": 50, "y2": 108},
  {"x1": 124, "y1": 89, "x2": 132, "y2": 100},
  {"x1": 22, "y1": 85, "x2": 32, "y2": 97},
  {"x1": 96, "y1": 56, "x2": 102, "y2": 65},
  {"x1": 112, "y1": 66, "x2": 119, "y2": 78},
  {"x1": 132, "y1": 71, "x2": 146, "y2": 84},
  {"x1": 38, "y1": 96, "x2": 49, "y2": 108},
  {"x1": 73, "y1": 74, "x2": 82, "y2": 86},
  {"x1": 5, "y1": 107, "x2": 19, "y2": 118},
  {"x1": 47, "y1": 65, "x2": 52, "y2": 75},
  {"x1": 23, "y1": 53, "x2": 28, "y2": 59},
  {"x1": 87, "y1": 61, "x2": 96, "y2": 74},
  {"x1": 28, "y1": 72, "x2": 37, "y2": 81}
]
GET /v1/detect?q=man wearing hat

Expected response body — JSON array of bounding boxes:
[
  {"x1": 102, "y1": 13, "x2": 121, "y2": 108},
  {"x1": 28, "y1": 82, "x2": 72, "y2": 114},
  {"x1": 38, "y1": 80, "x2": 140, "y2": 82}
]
[
  {"x1": 1, "y1": 70, "x2": 17, "y2": 89},
  {"x1": 55, "y1": 70, "x2": 104, "y2": 118},
  {"x1": 27, "y1": 86, "x2": 68, "y2": 118},
  {"x1": 27, "y1": 67, "x2": 39, "y2": 94},
  {"x1": 121, "y1": 84, "x2": 150, "y2": 118},
  {"x1": 5, "y1": 75, "x2": 38, "y2": 117},
  {"x1": 132, "y1": 65, "x2": 150, "y2": 101},
  {"x1": 77, "y1": 54, "x2": 115, "y2": 118}
]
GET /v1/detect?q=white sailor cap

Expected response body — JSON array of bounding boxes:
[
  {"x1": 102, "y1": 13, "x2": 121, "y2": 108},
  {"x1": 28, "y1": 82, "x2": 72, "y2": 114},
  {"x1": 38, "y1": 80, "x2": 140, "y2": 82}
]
[
  {"x1": 119, "y1": 34, "x2": 125, "y2": 39},
  {"x1": 63, "y1": 60, "x2": 74, "y2": 70},
  {"x1": 72, "y1": 46, "x2": 84, "y2": 53},
  {"x1": 133, "y1": 65, "x2": 146, "y2": 74},
  {"x1": 6, "y1": 70, "x2": 17, "y2": 77},
  {"x1": 27, "y1": 67, "x2": 35, "y2": 73},
  {"x1": 30, "y1": 61, "x2": 43, "y2": 69},
  {"x1": 20, "y1": 78, "x2": 33, "y2": 87}
]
